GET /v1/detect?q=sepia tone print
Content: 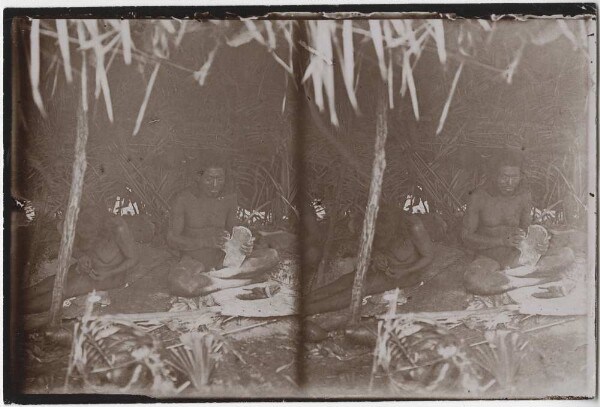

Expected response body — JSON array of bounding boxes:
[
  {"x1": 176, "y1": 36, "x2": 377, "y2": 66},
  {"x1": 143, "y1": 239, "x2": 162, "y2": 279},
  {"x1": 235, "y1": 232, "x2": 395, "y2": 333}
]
[{"x1": 5, "y1": 8, "x2": 597, "y2": 400}]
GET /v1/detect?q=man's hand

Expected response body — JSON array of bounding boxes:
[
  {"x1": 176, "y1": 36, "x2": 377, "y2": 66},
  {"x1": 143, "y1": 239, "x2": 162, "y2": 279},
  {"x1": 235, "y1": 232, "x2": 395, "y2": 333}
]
[
  {"x1": 372, "y1": 252, "x2": 390, "y2": 274},
  {"x1": 76, "y1": 255, "x2": 93, "y2": 274},
  {"x1": 503, "y1": 228, "x2": 526, "y2": 248},
  {"x1": 77, "y1": 256, "x2": 104, "y2": 281},
  {"x1": 213, "y1": 231, "x2": 230, "y2": 249},
  {"x1": 86, "y1": 268, "x2": 105, "y2": 281},
  {"x1": 241, "y1": 237, "x2": 255, "y2": 256},
  {"x1": 535, "y1": 236, "x2": 550, "y2": 254}
]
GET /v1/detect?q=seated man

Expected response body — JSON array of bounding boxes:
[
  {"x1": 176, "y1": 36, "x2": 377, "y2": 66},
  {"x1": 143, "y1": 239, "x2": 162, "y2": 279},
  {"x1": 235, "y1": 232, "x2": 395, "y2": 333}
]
[
  {"x1": 24, "y1": 207, "x2": 139, "y2": 314},
  {"x1": 461, "y1": 150, "x2": 575, "y2": 296},
  {"x1": 304, "y1": 206, "x2": 434, "y2": 315},
  {"x1": 166, "y1": 158, "x2": 279, "y2": 297}
]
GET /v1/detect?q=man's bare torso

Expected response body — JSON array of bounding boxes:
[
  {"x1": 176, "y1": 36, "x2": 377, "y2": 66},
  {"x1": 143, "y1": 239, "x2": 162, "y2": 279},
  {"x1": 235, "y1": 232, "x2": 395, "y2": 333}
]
[
  {"x1": 475, "y1": 188, "x2": 530, "y2": 238},
  {"x1": 178, "y1": 190, "x2": 236, "y2": 237}
]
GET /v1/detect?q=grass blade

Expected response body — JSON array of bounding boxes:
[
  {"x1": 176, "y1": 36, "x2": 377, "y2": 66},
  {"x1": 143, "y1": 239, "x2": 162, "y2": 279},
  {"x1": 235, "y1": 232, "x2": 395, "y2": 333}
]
[
  {"x1": 56, "y1": 19, "x2": 73, "y2": 83},
  {"x1": 436, "y1": 62, "x2": 464, "y2": 135},
  {"x1": 368, "y1": 20, "x2": 387, "y2": 80},
  {"x1": 29, "y1": 19, "x2": 46, "y2": 116},
  {"x1": 133, "y1": 63, "x2": 161, "y2": 136}
]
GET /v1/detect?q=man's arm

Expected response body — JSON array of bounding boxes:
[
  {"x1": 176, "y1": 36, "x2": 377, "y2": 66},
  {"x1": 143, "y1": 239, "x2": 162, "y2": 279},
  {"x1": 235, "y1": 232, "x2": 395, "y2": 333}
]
[
  {"x1": 166, "y1": 194, "x2": 215, "y2": 251},
  {"x1": 461, "y1": 190, "x2": 505, "y2": 250},
  {"x1": 519, "y1": 191, "x2": 533, "y2": 230},
  {"x1": 401, "y1": 217, "x2": 434, "y2": 273},
  {"x1": 225, "y1": 194, "x2": 239, "y2": 232}
]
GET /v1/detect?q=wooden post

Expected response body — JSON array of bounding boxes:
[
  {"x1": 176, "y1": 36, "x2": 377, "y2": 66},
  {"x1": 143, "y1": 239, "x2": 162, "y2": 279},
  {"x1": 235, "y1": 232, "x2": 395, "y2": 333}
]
[
  {"x1": 49, "y1": 103, "x2": 89, "y2": 326},
  {"x1": 349, "y1": 91, "x2": 389, "y2": 324}
]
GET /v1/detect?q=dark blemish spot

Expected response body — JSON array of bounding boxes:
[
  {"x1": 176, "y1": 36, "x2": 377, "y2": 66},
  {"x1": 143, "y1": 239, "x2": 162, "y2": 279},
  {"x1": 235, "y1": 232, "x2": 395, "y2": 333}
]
[
  {"x1": 590, "y1": 193, "x2": 595, "y2": 197},
  {"x1": 521, "y1": 146, "x2": 525, "y2": 151},
  {"x1": 99, "y1": 165, "x2": 105, "y2": 174}
]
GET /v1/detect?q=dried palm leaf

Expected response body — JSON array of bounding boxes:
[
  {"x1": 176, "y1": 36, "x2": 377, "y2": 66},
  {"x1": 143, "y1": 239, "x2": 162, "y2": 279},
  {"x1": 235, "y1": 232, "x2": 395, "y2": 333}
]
[
  {"x1": 557, "y1": 20, "x2": 581, "y2": 49},
  {"x1": 436, "y1": 62, "x2": 464, "y2": 135},
  {"x1": 369, "y1": 20, "x2": 387, "y2": 80},
  {"x1": 83, "y1": 19, "x2": 114, "y2": 122},
  {"x1": 319, "y1": 21, "x2": 338, "y2": 126},
  {"x1": 194, "y1": 45, "x2": 218, "y2": 86},
  {"x1": 402, "y1": 50, "x2": 420, "y2": 120},
  {"x1": 478, "y1": 20, "x2": 492, "y2": 32},
  {"x1": 341, "y1": 20, "x2": 359, "y2": 111},
  {"x1": 29, "y1": 19, "x2": 46, "y2": 116},
  {"x1": 429, "y1": 20, "x2": 447, "y2": 65},
  {"x1": 121, "y1": 20, "x2": 133, "y2": 63},
  {"x1": 264, "y1": 20, "x2": 276, "y2": 50},
  {"x1": 56, "y1": 19, "x2": 73, "y2": 82},
  {"x1": 133, "y1": 62, "x2": 160, "y2": 136},
  {"x1": 242, "y1": 19, "x2": 266, "y2": 46}
]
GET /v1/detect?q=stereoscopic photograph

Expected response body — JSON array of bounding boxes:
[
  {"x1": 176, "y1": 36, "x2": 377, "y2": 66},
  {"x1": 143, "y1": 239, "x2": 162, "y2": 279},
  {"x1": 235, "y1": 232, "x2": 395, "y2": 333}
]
[{"x1": 5, "y1": 4, "x2": 597, "y2": 401}]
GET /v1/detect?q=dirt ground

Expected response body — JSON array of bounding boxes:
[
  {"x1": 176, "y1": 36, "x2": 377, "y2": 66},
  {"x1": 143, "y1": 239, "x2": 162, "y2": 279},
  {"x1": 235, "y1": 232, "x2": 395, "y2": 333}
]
[{"x1": 19, "y1": 241, "x2": 593, "y2": 399}]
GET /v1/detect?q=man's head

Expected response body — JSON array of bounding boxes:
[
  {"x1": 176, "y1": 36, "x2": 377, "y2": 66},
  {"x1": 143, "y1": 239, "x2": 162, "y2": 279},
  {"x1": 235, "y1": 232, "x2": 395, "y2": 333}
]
[
  {"x1": 192, "y1": 156, "x2": 228, "y2": 198},
  {"x1": 489, "y1": 150, "x2": 524, "y2": 196}
]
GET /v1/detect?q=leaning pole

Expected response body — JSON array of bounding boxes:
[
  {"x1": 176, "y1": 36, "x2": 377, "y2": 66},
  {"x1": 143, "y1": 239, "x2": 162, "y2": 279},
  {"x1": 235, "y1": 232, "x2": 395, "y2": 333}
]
[
  {"x1": 49, "y1": 102, "x2": 89, "y2": 326},
  {"x1": 349, "y1": 89, "x2": 389, "y2": 324}
]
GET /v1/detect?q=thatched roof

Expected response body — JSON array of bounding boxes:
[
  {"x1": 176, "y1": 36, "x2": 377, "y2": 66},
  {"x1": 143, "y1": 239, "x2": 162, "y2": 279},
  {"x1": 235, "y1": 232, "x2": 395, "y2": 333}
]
[{"x1": 13, "y1": 18, "x2": 592, "y2": 229}]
